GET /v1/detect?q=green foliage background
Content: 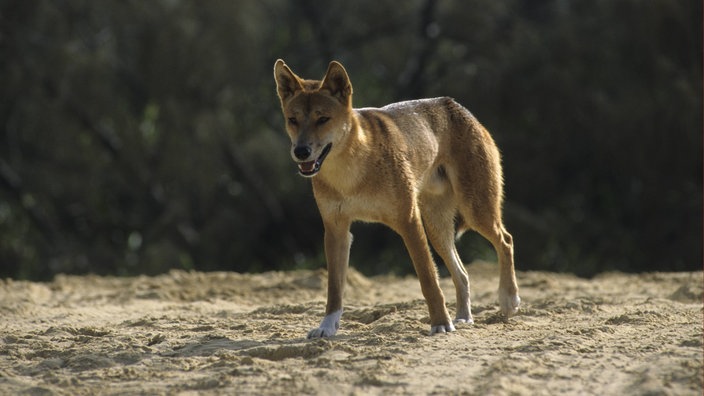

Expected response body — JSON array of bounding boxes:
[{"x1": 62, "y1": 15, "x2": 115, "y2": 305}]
[{"x1": 1, "y1": 0, "x2": 701, "y2": 280}]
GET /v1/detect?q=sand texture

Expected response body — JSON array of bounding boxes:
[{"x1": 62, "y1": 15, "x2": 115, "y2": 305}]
[{"x1": 1, "y1": 261, "x2": 702, "y2": 395}]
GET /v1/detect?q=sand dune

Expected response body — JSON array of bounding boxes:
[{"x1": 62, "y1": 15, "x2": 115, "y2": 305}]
[{"x1": 1, "y1": 261, "x2": 701, "y2": 395}]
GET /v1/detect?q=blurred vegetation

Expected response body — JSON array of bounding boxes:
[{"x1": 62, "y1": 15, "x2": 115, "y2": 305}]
[{"x1": 0, "y1": 0, "x2": 701, "y2": 280}]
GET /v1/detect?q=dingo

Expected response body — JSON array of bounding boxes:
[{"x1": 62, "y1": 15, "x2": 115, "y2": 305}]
[{"x1": 274, "y1": 59, "x2": 520, "y2": 337}]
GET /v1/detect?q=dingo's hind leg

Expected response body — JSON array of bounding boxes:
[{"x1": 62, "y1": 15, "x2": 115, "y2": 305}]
[
  {"x1": 476, "y1": 221, "x2": 520, "y2": 318},
  {"x1": 450, "y1": 153, "x2": 521, "y2": 318},
  {"x1": 458, "y1": 207, "x2": 520, "y2": 318}
]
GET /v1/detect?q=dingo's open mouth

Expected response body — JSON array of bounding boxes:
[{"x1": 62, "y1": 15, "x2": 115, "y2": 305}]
[{"x1": 298, "y1": 143, "x2": 332, "y2": 177}]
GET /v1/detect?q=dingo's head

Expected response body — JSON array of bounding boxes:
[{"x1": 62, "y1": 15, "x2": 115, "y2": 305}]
[{"x1": 274, "y1": 59, "x2": 353, "y2": 177}]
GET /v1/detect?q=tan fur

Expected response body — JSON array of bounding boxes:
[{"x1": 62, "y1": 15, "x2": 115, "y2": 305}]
[{"x1": 274, "y1": 59, "x2": 520, "y2": 337}]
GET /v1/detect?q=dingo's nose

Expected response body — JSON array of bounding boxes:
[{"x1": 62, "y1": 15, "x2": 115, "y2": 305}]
[{"x1": 294, "y1": 146, "x2": 312, "y2": 160}]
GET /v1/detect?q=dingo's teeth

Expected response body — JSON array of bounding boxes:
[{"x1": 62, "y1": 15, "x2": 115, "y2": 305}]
[{"x1": 299, "y1": 161, "x2": 316, "y2": 172}]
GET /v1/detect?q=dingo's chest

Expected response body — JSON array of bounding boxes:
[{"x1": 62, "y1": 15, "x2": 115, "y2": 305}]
[{"x1": 315, "y1": 190, "x2": 400, "y2": 226}]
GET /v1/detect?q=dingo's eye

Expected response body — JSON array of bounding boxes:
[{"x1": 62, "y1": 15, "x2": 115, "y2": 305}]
[
  {"x1": 316, "y1": 117, "x2": 330, "y2": 126},
  {"x1": 287, "y1": 117, "x2": 298, "y2": 126}
]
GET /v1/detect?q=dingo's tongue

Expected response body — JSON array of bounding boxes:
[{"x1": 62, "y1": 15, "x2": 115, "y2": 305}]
[{"x1": 299, "y1": 161, "x2": 316, "y2": 173}]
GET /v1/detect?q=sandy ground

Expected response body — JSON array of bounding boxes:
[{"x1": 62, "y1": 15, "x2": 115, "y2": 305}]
[{"x1": 0, "y1": 261, "x2": 701, "y2": 395}]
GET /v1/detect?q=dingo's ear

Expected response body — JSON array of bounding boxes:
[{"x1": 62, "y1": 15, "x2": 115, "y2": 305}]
[
  {"x1": 274, "y1": 59, "x2": 304, "y2": 101},
  {"x1": 320, "y1": 61, "x2": 353, "y2": 106}
]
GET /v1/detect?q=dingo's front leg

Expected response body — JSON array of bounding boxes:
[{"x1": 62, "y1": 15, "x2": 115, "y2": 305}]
[
  {"x1": 308, "y1": 220, "x2": 352, "y2": 339},
  {"x1": 398, "y1": 215, "x2": 454, "y2": 335}
]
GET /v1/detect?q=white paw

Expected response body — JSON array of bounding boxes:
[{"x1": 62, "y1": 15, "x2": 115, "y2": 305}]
[
  {"x1": 453, "y1": 317, "x2": 474, "y2": 325},
  {"x1": 307, "y1": 309, "x2": 342, "y2": 339},
  {"x1": 429, "y1": 322, "x2": 455, "y2": 335},
  {"x1": 307, "y1": 326, "x2": 337, "y2": 338},
  {"x1": 499, "y1": 292, "x2": 521, "y2": 318}
]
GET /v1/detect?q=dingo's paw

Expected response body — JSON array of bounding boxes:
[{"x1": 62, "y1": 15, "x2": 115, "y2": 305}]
[
  {"x1": 499, "y1": 291, "x2": 521, "y2": 318},
  {"x1": 454, "y1": 304, "x2": 473, "y2": 325},
  {"x1": 453, "y1": 317, "x2": 474, "y2": 325},
  {"x1": 307, "y1": 326, "x2": 336, "y2": 338},
  {"x1": 429, "y1": 322, "x2": 456, "y2": 335},
  {"x1": 307, "y1": 309, "x2": 341, "y2": 339}
]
